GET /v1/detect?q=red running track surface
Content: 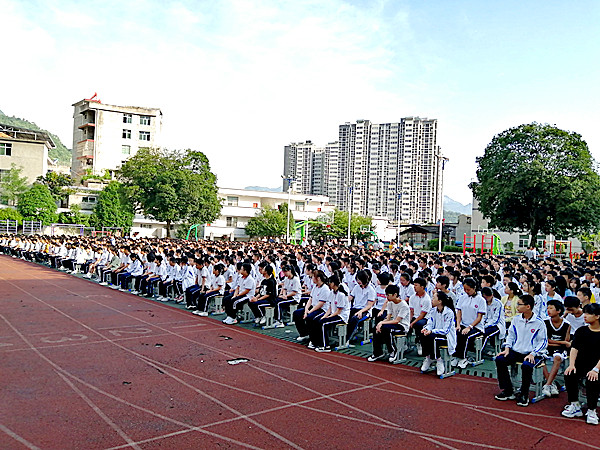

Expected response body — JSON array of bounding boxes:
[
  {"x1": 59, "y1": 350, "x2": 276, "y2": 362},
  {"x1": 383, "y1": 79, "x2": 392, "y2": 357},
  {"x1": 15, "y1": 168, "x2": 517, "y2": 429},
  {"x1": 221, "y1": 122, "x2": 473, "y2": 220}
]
[{"x1": 0, "y1": 255, "x2": 597, "y2": 449}]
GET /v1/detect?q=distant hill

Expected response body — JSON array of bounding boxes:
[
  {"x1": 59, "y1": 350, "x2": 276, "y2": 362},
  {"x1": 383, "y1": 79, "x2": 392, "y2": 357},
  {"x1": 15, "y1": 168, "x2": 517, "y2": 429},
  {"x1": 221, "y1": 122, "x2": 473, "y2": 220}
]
[
  {"x1": 0, "y1": 110, "x2": 72, "y2": 165},
  {"x1": 444, "y1": 196, "x2": 471, "y2": 215},
  {"x1": 245, "y1": 186, "x2": 283, "y2": 192}
]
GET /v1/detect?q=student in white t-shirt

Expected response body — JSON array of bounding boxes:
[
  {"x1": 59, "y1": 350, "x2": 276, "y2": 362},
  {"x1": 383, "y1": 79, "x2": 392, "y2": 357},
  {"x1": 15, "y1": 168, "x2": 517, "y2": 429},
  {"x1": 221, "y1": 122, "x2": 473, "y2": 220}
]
[
  {"x1": 347, "y1": 270, "x2": 376, "y2": 341},
  {"x1": 308, "y1": 274, "x2": 350, "y2": 352},
  {"x1": 272, "y1": 265, "x2": 302, "y2": 328},
  {"x1": 194, "y1": 264, "x2": 226, "y2": 316},
  {"x1": 408, "y1": 277, "x2": 432, "y2": 356},
  {"x1": 222, "y1": 263, "x2": 256, "y2": 325}
]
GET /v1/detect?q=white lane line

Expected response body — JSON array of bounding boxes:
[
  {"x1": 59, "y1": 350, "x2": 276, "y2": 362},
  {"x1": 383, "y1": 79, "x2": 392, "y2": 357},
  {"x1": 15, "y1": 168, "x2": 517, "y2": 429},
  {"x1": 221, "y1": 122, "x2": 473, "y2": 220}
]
[{"x1": 0, "y1": 423, "x2": 41, "y2": 450}]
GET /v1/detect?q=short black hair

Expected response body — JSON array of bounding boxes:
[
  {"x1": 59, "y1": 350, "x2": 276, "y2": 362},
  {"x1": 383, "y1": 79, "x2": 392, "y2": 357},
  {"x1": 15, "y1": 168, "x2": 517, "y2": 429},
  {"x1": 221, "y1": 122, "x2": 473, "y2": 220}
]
[
  {"x1": 520, "y1": 294, "x2": 535, "y2": 309},
  {"x1": 385, "y1": 284, "x2": 400, "y2": 296},
  {"x1": 583, "y1": 303, "x2": 600, "y2": 316},
  {"x1": 547, "y1": 299, "x2": 565, "y2": 315},
  {"x1": 564, "y1": 296, "x2": 581, "y2": 309}
]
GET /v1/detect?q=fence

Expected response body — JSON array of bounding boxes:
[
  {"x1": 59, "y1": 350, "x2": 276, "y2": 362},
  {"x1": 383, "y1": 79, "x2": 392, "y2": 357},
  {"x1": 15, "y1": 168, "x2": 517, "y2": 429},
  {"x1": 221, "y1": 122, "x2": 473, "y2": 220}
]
[
  {"x1": 0, "y1": 219, "x2": 18, "y2": 234},
  {"x1": 22, "y1": 220, "x2": 43, "y2": 235}
]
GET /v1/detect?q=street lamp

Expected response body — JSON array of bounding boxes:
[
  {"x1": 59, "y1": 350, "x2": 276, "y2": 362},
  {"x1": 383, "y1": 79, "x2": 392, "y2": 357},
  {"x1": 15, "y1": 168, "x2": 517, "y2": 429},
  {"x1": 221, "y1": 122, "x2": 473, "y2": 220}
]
[
  {"x1": 281, "y1": 174, "x2": 295, "y2": 244},
  {"x1": 437, "y1": 155, "x2": 449, "y2": 254},
  {"x1": 396, "y1": 191, "x2": 407, "y2": 248},
  {"x1": 344, "y1": 184, "x2": 353, "y2": 246}
]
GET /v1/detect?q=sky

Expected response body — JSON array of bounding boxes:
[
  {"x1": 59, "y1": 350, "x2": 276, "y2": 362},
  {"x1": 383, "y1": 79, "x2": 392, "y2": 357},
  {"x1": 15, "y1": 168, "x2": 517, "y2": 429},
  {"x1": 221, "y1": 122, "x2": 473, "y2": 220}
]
[{"x1": 2, "y1": 0, "x2": 599, "y2": 205}]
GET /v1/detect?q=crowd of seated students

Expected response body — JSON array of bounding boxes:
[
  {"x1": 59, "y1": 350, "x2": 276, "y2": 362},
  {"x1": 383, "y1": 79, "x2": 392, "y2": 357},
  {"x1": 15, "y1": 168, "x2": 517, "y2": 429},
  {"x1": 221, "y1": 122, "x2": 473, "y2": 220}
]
[{"x1": 1, "y1": 234, "x2": 599, "y2": 425}]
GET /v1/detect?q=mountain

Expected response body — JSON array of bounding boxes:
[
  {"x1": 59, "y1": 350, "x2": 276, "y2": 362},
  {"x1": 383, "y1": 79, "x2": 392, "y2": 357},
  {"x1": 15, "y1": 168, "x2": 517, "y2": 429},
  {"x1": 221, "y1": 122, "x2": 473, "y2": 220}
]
[
  {"x1": 245, "y1": 186, "x2": 283, "y2": 192},
  {"x1": 444, "y1": 196, "x2": 471, "y2": 215},
  {"x1": 0, "y1": 110, "x2": 72, "y2": 165}
]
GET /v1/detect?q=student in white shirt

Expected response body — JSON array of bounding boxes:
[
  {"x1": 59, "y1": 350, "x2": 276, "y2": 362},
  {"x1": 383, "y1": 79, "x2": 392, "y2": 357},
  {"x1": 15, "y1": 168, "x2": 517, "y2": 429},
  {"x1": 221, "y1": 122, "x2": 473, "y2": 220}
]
[
  {"x1": 223, "y1": 263, "x2": 255, "y2": 325},
  {"x1": 308, "y1": 274, "x2": 350, "y2": 352},
  {"x1": 194, "y1": 264, "x2": 226, "y2": 316},
  {"x1": 453, "y1": 278, "x2": 486, "y2": 369},
  {"x1": 346, "y1": 270, "x2": 376, "y2": 341},
  {"x1": 409, "y1": 278, "x2": 432, "y2": 356},
  {"x1": 293, "y1": 270, "x2": 330, "y2": 342},
  {"x1": 272, "y1": 265, "x2": 302, "y2": 328}
]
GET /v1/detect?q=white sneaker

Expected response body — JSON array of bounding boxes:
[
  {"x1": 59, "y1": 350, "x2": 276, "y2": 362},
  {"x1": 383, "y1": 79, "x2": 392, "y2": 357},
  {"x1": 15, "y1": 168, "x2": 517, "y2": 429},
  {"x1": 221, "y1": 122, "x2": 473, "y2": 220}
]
[
  {"x1": 542, "y1": 385, "x2": 552, "y2": 398},
  {"x1": 259, "y1": 317, "x2": 267, "y2": 325},
  {"x1": 296, "y1": 336, "x2": 310, "y2": 342},
  {"x1": 436, "y1": 358, "x2": 445, "y2": 376},
  {"x1": 131, "y1": 290, "x2": 138, "y2": 295},
  {"x1": 197, "y1": 311, "x2": 209, "y2": 317},
  {"x1": 587, "y1": 410, "x2": 598, "y2": 425},
  {"x1": 550, "y1": 384, "x2": 559, "y2": 397},
  {"x1": 307, "y1": 342, "x2": 315, "y2": 349},
  {"x1": 367, "y1": 354, "x2": 386, "y2": 362},
  {"x1": 562, "y1": 403, "x2": 583, "y2": 418},
  {"x1": 421, "y1": 356, "x2": 433, "y2": 372},
  {"x1": 223, "y1": 316, "x2": 233, "y2": 324},
  {"x1": 254, "y1": 317, "x2": 261, "y2": 324},
  {"x1": 457, "y1": 358, "x2": 469, "y2": 369},
  {"x1": 450, "y1": 357, "x2": 459, "y2": 367},
  {"x1": 388, "y1": 352, "x2": 396, "y2": 363},
  {"x1": 315, "y1": 347, "x2": 331, "y2": 353},
  {"x1": 118, "y1": 288, "x2": 127, "y2": 292},
  {"x1": 99, "y1": 282, "x2": 108, "y2": 286},
  {"x1": 416, "y1": 343, "x2": 423, "y2": 356},
  {"x1": 161, "y1": 298, "x2": 170, "y2": 302},
  {"x1": 84, "y1": 273, "x2": 92, "y2": 279},
  {"x1": 273, "y1": 321, "x2": 285, "y2": 328}
]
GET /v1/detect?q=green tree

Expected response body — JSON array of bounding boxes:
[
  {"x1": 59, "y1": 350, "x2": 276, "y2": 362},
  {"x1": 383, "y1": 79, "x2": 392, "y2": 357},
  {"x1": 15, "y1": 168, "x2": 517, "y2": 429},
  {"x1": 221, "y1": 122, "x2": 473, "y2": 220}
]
[
  {"x1": 88, "y1": 181, "x2": 133, "y2": 231},
  {"x1": 0, "y1": 207, "x2": 22, "y2": 221},
  {"x1": 119, "y1": 148, "x2": 220, "y2": 237},
  {"x1": 0, "y1": 164, "x2": 29, "y2": 205},
  {"x1": 36, "y1": 171, "x2": 75, "y2": 202},
  {"x1": 17, "y1": 184, "x2": 57, "y2": 224},
  {"x1": 470, "y1": 123, "x2": 600, "y2": 247},
  {"x1": 58, "y1": 204, "x2": 90, "y2": 226},
  {"x1": 245, "y1": 205, "x2": 288, "y2": 238},
  {"x1": 308, "y1": 209, "x2": 372, "y2": 242}
]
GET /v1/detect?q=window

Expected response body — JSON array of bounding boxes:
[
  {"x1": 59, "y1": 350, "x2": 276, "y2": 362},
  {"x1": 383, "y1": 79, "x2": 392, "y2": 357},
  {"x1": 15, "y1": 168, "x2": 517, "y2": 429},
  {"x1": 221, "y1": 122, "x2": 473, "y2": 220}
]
[
  {"x1": 122, "y1": 145, "x2": 131, "y2": 155},
  {"x1": 226, "y1": 217, "x2": 238, "y2": 227},
  {"x1": 0, "y1": 143, "x2": 12, "y2": 156},
  {"x1": 140, "y1": 224, "x2": 153, "y2": 229},
  {"x1": 139, "y1": 131, "x2": 150, "y2": 141},
  {"x1": 82, "y1": 196, "x2": 97, "y2": 203},
  {"x1": 122, "y1": 129, "x2": 131, "y2": 139},
  {"x1": 123, "y1": 114, "x2": 132, "y2": 124},
  {"x1": 140, "y1": 115, "x2": 151, "y2": 126},
  {"x1": 226, "y1": 196, "x2": 238, "y2": 206},
  {"x1": 295, "y1": 201, "x2": 305, "y2": 211}
]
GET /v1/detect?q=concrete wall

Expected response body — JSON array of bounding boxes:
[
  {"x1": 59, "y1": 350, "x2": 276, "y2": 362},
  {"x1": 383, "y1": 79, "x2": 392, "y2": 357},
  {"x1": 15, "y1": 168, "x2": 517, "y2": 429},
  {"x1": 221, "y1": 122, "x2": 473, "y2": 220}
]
[{"x1": 0, "y1": 140, "x2": 48, "y2": 184}]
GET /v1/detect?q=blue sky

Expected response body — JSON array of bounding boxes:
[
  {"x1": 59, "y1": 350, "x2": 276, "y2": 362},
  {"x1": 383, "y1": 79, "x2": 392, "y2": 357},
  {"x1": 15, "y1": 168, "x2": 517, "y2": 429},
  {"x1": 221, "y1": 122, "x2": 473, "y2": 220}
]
[{"x1": 2, "y1": 0, "x2": 599, "y2": 204}]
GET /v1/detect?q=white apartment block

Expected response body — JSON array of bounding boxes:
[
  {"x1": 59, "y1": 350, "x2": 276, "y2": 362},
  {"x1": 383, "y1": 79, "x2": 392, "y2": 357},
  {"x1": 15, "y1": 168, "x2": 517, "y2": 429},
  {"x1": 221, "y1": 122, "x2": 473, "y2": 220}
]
[
  {"x1": 283, "y1": 118, "x2": 443, "y2": 224},
  {"x1": 71, "y1": 97, "x2": 162, "y2": 178}
]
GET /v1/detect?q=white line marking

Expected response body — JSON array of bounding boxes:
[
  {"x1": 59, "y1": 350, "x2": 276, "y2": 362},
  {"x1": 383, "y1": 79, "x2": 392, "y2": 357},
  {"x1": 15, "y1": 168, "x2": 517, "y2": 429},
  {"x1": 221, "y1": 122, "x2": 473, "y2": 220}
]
[{"x1": 0, "y1": 423, "x2": 41, "y2": 450}]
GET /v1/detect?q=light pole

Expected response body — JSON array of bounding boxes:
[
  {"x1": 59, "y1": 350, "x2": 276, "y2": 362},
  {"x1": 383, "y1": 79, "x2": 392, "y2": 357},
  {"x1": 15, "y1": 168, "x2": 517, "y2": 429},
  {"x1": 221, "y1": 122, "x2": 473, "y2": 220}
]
[
  {"x1": 437, "y1": 155, "x2": 449, "y2": 254},
  {"x1": 345, "y1": 184, "x2": 353, "y2": 246},
  {"x1": 396, "y1": 191, "x2": 406, "y2": 248},
  {"x1": 282, "y1": 174, "x2": 295, "y2": 244}
]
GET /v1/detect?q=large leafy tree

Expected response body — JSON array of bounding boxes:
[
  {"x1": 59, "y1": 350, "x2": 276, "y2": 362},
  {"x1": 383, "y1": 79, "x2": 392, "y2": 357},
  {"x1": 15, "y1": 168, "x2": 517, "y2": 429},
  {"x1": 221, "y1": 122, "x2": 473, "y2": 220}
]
[
  {"x1": 470, "y1": 123, "x2": 600, "y2": 246},
  {"x1": 88, "y1": 181, "x2": 133, "y2": 231},
  {"x1": 119, "y1": 148, "x2": 221, "y2": 237},
  {"x1": 36, "y1": 171, "x2": 75, "y2": 203},
  {"x1": 17, "y1": 184, "x2": 58, "y2": 224},
  {"x1": 0, "y1": 164, "x2": 29, "y2": 206},
  {"x1": 245, "y1": 205, "x2": 288, "y2": 238}
]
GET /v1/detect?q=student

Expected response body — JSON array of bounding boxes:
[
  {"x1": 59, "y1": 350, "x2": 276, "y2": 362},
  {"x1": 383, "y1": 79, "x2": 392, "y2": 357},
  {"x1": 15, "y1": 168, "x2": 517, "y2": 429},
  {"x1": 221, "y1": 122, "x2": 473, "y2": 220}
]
[
  {"x1": 309, "y1": 274, "x2": 350, "y2": 352},
  {"x1": 272, "y1": 265, "x2": 302, "y2": 328},
  {"x1": 222, "y1": 263, "x2": 256, "y2": 325},
  {"x1": 544, "y1": 279, "x2": 562, "y2": 303},
  {"x1": 373, "y1": 272, "x2": 392, "y2": 326},
  {"x1": 293, "y1": 270, "x2": 330, "y2": 343},
  {"x1": 408, "y1": 278, "x2": 432, "y2": 355},
  {"x1": 564, "y1": 296, "x2": 586, "y2": 336},
  {"x1": 481, "y1": 286, "x2": 506, "y2": 351},
  {"x1": 367, "y1": 284, "x2": 410, "y2": 362},
  {"x1": 119, "y1": 253, "x2": 143, "y2": 291},
  {"x1": 436, "y1": 275, "x2": 457, "y2": 308},
  {"x1": 453, "y1": 278, "x2": 486, "y2": 369},
  {"x1": 502, "y1": 281, "x2": 522, "y2": 323},
  {"x1": 494, "y1": 294, "x2": 548, "y2": 407},
  {"x1": 248, "y1": 264, "x2": 277, "y2": 324},
  {"x1": 346, "y1": 270, "x2": 376, "y2": 341},
  {"x1": 561, "y1": 303, "x2": 600, "y2": 425},
  {"x1": 194, "y1": 263, "x2": 226, "y2": 316},
  {"x1": 140, "y1": 254, "x2": 165, "y2": 297},
  {"x1": 577, "y1": 287, "x2": 593, "y2": 307},
  {"x1": 542, "y1": 299, "x2": 571, "y2": 398},
  {"x1": 156, "y1": 257, "x2": 179, "y2": 301},
  {"x1": 420, "y1": 291, "x2": 457, "y2": 376}
]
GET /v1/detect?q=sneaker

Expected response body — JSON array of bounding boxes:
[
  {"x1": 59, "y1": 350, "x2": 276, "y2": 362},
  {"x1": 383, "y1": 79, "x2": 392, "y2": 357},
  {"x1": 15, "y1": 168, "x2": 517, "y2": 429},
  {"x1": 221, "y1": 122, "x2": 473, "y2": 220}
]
[
  {"x1": 254, "y1": 317, "x2": 261, "y2": 324},
  {"x1": 421, "y1": 356, "x2": 433, "y2": 372},
  {"x1": 516, "y1": 393, "x2": 529, "y2": 407},
  {"x1": 315, "y1": 346, "x2": 331, "y2": 353},
  {"x1": 495, "y1": 391, "x2": 516, "y2": 401},
  {"x1": 541, "y1": 385, "x2": 552, "y2": 398},
  {"x1": 118, "y1": 288, "x2": 127, "y2": 292},
  {"x1": 388, "y1": 352, "x2": 397, "y2": 363},
  {"x1": 367, "y1": 354, "x2": 386, "y2": 362},
  {"x1": 130, "y1": 290, "x2": 138, "y2": 295},
  {"x1": 307, "y1": 342, "x2": 315, "y2": 349},
  {"x1": 586, "y1": 409, "x2": 599, "y2": 425},
  {"x1": 84, "y1": 273, "x2": 92, "y2": 279},
  {"x1": 436, "y1": 358, "x2": 445, "y2": 376},
  {"x1": 457, "y1": 358, "x2": 469, "y2": 369},
  {"x1": 416, "y1": 343, "x2": 423, "y2": 356},
  {"x1": 296, "y1": 335, "x2": 310, "y2": 342},
  {"x1": 259, "y1": 317, "x2": 267, "y2": 325},
  {"x1": 550, "y1": 384, "x2": 559, "y2": 397},
  {"x1": 223, "y1": 316, "x2": 235, "y2": 325},
  {"x1": 99, "y1": 282, "x2": 108, "y2": 286},
  {"x1": 197, "y1": 311, "x2": 209, "y2": 317},
  {"x1": 450, "y1": 357, "x2": 459, "y2": 367},
  {"x1": 156, "y1": 296, "x2": 164, "y2": 301},
  {"x1": 160, "y1": 297, "x2": 170, "y2": 302},
  {"x1": 562, "y1": 403, "x2": 583, "y2": 418},
  {"x1": 273, "y1": 321, "x2": 285, "y2": 328}
]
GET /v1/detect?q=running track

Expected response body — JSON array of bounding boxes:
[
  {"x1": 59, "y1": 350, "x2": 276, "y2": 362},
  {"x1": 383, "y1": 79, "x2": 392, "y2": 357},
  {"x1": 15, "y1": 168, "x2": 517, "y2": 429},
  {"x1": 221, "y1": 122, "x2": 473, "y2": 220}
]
[{"x1": 0, "y1": 256, "x2": 597, "y2": 449}]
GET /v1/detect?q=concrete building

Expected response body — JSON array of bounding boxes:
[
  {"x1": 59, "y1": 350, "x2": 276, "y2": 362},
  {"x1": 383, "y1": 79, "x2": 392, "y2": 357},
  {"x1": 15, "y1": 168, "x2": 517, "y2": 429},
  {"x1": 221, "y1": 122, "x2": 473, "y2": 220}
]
[
  {"x1": 283, "y1": 118, "x2": 443, "y2": 224},
  {"x1": 0, "y1": 123, "x2": 54, "y2": 184},
  {"x1": 71, "y1": 96, "x2": 162, "y2": 178}
]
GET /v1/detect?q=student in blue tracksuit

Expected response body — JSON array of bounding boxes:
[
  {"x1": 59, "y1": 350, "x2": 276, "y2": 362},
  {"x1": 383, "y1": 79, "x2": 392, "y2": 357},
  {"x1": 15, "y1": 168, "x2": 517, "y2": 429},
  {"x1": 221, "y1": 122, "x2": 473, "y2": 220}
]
[
  {"x1": 420, "y1": 291, "x2": 457, "y2": 376},
  {"x1": 481, "y1": 286, "x2": 506, "y2": 350},
  {"x1": 494, "y1": 294, "x2": 548, "y2": 407}
]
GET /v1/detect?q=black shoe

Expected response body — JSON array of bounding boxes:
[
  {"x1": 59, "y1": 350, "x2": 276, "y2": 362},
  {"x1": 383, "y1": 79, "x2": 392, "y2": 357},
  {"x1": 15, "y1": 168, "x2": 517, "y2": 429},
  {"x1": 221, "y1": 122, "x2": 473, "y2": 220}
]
[
  {"x1": 494, "y1": 390, "x2": 516, "y2": 401},
  {"x1": 515, "y1": 393, "x2": 529, "y2": 407}
]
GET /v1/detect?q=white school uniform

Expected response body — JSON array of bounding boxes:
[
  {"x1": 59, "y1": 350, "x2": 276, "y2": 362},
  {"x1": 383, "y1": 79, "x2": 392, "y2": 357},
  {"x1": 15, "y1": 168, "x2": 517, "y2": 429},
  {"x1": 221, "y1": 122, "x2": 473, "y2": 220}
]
[{"x1": 424, "y1": 306, "x2": 457, "y2": 355}]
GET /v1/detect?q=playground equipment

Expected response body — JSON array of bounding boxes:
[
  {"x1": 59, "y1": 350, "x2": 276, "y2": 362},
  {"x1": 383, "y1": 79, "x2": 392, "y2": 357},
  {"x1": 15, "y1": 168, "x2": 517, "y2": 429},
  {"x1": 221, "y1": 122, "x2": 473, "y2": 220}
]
[
  {"x1": 543, "y1": 240, "x2": 572, "y2": 262},
  {"x1": 102, "y1": 227, "x2": 123, "y2": 237},
  {"x1": 186, "y1": 224, "x2": 202, "y2": 241},
  {"x1": 360, "y1": 225, "x2": 379, "y2": 242},
  {"x1": 290, "y1": 213, "x2": 334, "y2": 245},
  {"x1": 463, "y1": 233, "x2": 503, "y2": 256}
]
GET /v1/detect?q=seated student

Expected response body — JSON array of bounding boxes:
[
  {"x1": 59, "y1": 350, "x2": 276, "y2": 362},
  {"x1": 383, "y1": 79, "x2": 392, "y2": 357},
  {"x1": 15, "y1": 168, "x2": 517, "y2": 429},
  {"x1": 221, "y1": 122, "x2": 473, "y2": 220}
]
[
  {"x1": 119, "y1": 253, "x2": 143, "y2": 291},
  {"x1": 346, "y1": 270, "x2": 376, "y2": 341},
  {"x1": 272, "y1": 265, "x2": 302, "y2": 328},
  {"x1": 561, "y1": 303, "x2": 600, "y2": 425},
  {"x1": 185, "y1": 258, "x2": 203, "y2": 309},
  {"x1": 420, "y1": 291, "x2": 457, "y2": 376},
  {"x1": 247, "y1": 264, "x2": 277, "y2": 324},
  {"x1": 577, "y1": 287, "x2": 593, "y2": 308},
  {"x1": 373, "y1": 272, "x2": 392, "y2": 326},
  {"x1": 453, "y1": 278, "x2": 486, "y2": 369},
  {"x1": 293, "y1": 270, "x2": 330, "y2": 343},
  {"x1": 542, "y1": 299, "x2": 571, "y2": 398},
  {"x1": 564, "y1": 296, "x2": 586, "y2": 336},
  {"x1": 194, "y1": 263, "x2": 226, "y2": 316},
  {"x1": 367, "y1": 284, "x2": 410, "y2": 362},
  {"x1": 222, "y1": 263, "x2": 256, "y2": 325},
  {"x1": 140, "y1": 254, "x2": 165, "y2": 296},
  {"x1": 502, "y1": 281, "x2": 522, "y2": 324},
  {"x1": 494, "y1": 294, "x2": 548, "y2": 407},
  {"x1": 481, "y1": 286, "x2": 506, "y2": 351},
  {"x1": 409, "y1": 277, "x2": 432, "y2": 355},
  {"x1": 436, "y1": 275, "x2": 457, "y2": 308},
  {"x1": 157, "y1": 256, "x2": 178, "y2": 301},
  {"x1": 309, "y1": 274, "x2": 350, "y2": 352}
]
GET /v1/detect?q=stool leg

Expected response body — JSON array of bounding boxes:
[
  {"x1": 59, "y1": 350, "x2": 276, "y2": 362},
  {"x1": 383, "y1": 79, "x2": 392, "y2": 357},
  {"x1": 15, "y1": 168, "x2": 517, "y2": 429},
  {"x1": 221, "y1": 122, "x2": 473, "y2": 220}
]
[{"x1": 262, "y1": 307, "x2": 275, "y2": 329}]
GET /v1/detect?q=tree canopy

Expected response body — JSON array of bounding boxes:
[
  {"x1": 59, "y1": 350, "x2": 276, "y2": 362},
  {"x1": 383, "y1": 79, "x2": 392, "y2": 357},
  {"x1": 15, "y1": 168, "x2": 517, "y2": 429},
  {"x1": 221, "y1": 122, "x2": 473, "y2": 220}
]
[
  {"x1": 88, "y1": 181, "x2": 133, "y2": 231},
  {"x1": 36, "y1": 171, "x2": 74, "y2": 202},
  {"x1": 470, "y1": 123, "x2": 600, "y2": 246},
  {"x1": 245, "y1": 205, "x2": 289, "y2": 238},
  {"x1": 17, "y1": 184, "x2": 57, "y2": 225},
  {"x1": 119, "y1": 148, "x2": 221, "y2": 237},
  {"x1": 0, "y1": 164, "x2": 29, "y2": 206},
  {"x1": 307, "y1": 209, "x2": 372, "y2": 243}
]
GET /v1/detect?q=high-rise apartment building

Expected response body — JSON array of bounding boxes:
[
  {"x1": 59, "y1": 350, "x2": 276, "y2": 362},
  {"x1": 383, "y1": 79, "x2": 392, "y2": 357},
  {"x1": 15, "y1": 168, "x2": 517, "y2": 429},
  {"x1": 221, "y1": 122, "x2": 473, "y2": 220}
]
[
  {"x1": 283, "y1": 117, "x2": 443, "y2": 224},
  {"x1": 71, "y1": 97, "x2": 162, "y2": 178}
]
